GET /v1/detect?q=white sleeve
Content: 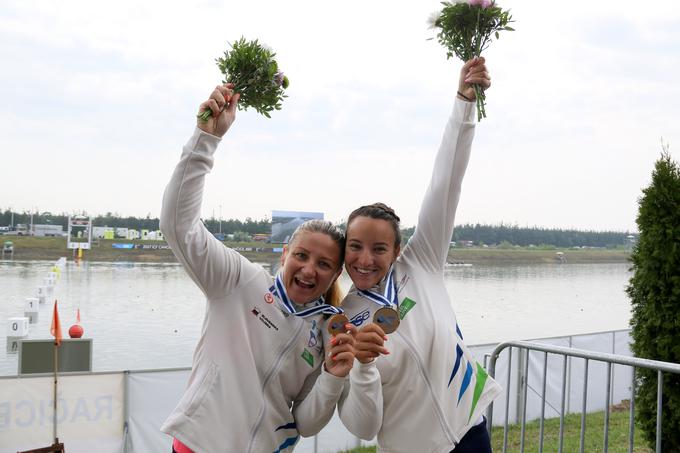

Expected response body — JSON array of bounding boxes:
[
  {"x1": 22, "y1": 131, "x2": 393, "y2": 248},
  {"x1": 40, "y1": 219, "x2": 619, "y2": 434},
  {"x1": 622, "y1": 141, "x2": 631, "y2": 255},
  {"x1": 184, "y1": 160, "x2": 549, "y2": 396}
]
[
  {"x1": 292, "y1": 366, "x2": 347, "y2": 437},
  {"x1": 338, "y1": 360, "x2": 383, "y2": 440},
  {"x1": 160, "y1": 127, "x2": 257, "y2": 300},
  {"x1": 403, "y1": 98, "x2": 476, "y2": 273}
]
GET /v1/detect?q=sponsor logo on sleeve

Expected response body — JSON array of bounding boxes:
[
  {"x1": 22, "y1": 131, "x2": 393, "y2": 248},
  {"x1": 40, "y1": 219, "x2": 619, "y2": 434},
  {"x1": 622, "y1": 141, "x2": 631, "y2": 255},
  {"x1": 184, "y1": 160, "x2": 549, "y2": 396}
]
[
  {"x1": 397, "y1": 274, "x2": 410, "y2": 293},
  {"x1": 399, "y1": 298, "x2": 416, "y2": 320},
  {"x1": 251, "y1": 306, "x2": 279, "y2": 331},
  {"x1": 349, "y1": 309, "x2": 370, "y2": 327},
  {"x1": 307, "y1": 319, "x2": 322, "y2": 352},
  {"x1": 301, "y1": 348, "x2": 314, "y2": 367}
]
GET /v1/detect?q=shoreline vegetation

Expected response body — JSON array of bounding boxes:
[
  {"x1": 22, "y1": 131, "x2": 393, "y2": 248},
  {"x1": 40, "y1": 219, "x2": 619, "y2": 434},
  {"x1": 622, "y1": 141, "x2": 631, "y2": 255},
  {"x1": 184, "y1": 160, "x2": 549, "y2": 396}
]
[{"x1": 1, "y1": 236, "x2": 631, "y2": 265}]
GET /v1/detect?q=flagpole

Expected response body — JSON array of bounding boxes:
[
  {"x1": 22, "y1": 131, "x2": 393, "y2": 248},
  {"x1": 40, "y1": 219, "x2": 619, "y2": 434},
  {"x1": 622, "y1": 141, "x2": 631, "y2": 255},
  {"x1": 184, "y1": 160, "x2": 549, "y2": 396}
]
[
  {"x1": 50, "y1": 299, "x2": 63, "y2": 447},
  {"x1": 53, "y1": 340, "x2": 58, "y2": 443}
]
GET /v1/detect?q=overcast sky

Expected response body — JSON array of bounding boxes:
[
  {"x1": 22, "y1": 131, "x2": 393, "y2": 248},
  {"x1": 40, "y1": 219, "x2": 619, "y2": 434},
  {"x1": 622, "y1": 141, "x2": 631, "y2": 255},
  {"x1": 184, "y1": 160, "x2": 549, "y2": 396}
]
[{"x1": 1, "y1": 0, "x2": 679, "y2": 231}]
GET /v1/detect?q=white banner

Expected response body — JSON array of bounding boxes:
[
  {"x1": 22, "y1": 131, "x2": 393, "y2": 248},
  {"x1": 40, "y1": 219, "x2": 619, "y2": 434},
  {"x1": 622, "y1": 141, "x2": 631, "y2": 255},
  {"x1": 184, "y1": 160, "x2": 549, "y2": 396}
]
[
  {"x1": 126, "y1": 369, "x2": 189, "y2": 452},
  {"x1": 0, "y1": 373, "x2": 124, "y2": 453},
  {"x1": 0, "y1": 330, "x2": 634, "y2": 451}
]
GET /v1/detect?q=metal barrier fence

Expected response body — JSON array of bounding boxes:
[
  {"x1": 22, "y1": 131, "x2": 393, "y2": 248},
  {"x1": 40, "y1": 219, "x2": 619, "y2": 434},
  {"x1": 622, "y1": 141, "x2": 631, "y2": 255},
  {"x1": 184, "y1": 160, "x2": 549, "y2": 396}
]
[{"x1": 485, "y1": 340, "x2": 680, "y2": 453}]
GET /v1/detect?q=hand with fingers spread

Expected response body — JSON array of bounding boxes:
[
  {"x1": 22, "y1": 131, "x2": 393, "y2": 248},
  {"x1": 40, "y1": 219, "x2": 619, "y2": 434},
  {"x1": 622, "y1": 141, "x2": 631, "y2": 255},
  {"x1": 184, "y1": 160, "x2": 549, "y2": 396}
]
[
  {"x1": 457, "y1": 57, "x2": 491, "y2": 102},
  {"x1": 325, "y1": 323, "x2": 357, "y2": 378},
  {"x1": 197, "y1": 83, "x2": 241, "y2": 137},
  {"x1": 355, "y1": 323, "x2": 389, "y2": 364}
]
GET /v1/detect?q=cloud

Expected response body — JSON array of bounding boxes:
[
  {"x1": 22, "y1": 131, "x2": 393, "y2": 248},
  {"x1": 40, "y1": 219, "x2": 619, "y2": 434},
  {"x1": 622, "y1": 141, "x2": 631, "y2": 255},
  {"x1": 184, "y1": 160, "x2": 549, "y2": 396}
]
[{"x1": 1, "y1": 0, "x2": 680, "y2": 231}]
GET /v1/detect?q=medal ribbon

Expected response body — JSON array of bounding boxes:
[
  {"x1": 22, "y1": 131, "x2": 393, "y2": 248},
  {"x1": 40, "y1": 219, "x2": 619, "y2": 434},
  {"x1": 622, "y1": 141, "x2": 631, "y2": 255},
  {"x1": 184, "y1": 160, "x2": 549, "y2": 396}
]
[
  {"x1": 358, "y1": 267, "x2": 398, "y2": 308},
  {"x1": 270, "y1": 272, "x2": 343, "y2": 318}
]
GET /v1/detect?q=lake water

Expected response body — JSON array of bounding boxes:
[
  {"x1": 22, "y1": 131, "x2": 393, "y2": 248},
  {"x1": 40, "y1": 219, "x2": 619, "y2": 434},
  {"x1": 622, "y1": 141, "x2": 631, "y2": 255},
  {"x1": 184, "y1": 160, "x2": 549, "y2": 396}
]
[{"x1": 0, "y1": 259, "x2": 633, "y2": 376}]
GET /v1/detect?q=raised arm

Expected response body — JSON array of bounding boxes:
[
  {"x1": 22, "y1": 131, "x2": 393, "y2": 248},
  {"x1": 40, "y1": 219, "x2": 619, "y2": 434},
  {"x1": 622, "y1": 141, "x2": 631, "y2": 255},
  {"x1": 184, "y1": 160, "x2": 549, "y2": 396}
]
[
  {"x1": 160, "y1": 85, "x2": 247, "y2": 299},
  {"x1": 403, "y1": 58, "x2": 490, "y2": 273}
]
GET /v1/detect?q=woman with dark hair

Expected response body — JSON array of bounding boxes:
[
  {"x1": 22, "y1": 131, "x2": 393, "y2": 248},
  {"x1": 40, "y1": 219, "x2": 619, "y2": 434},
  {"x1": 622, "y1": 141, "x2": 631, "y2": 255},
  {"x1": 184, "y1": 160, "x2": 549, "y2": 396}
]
[
  {"x1": 160, "y1": 85, "x2": 369, "y2": 452},
  {"x1": 338, "y1": 58, "x2": 502, "y2": 452}
]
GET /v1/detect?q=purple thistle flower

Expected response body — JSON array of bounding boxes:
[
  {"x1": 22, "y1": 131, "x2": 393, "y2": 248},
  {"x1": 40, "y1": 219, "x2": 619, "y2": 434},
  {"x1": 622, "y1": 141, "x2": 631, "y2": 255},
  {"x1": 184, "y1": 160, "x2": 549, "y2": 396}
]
[{"x1": 469, "y1": 0, "x2": 493, "y2": 8}]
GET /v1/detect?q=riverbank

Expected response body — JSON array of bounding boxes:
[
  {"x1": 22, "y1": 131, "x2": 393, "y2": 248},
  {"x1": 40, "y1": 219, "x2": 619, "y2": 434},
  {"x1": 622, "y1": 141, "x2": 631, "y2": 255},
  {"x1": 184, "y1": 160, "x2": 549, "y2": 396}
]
[
  {"x1": 448, "y1": 247, "x2": 630, "y2": 265},
  {"x1": 1, "y1": 236, "x2": 630, "y2": 265}
]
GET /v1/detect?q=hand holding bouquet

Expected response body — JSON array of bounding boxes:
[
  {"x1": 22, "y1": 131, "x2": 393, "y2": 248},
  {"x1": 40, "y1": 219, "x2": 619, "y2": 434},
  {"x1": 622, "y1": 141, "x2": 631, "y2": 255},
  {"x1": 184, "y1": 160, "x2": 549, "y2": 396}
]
[
  {"x1": 198, "y1": 37, "x2": 289, "y2": 120},
  {"x1": 430, "y1": 0, "x2": 514, "y2": 121}
]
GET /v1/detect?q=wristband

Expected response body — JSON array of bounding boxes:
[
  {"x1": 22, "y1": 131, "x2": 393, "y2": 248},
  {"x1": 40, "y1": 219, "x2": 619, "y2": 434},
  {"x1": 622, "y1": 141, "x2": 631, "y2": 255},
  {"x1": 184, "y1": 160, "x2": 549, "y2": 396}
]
[{"x1": 457, "y1": 91, "x2": 474, "y2": 102}]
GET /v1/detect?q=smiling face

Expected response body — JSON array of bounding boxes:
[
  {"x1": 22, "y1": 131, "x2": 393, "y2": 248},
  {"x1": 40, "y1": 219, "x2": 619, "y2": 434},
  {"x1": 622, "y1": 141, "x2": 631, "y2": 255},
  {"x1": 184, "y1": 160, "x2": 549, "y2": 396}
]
[
  {"x1": 345, "y1": 216, "x2": 401, "y2": 290},
  {"x1": 280, "y1": 231, "x2": 342, "y2": 304}
]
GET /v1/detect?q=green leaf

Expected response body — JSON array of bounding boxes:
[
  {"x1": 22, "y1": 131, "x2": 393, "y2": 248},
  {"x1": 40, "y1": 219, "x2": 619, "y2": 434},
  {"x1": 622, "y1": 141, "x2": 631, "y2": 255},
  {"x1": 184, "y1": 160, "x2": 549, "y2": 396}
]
[{"x1": 212, "y1": 37, "x2": 287, "y2": 118}]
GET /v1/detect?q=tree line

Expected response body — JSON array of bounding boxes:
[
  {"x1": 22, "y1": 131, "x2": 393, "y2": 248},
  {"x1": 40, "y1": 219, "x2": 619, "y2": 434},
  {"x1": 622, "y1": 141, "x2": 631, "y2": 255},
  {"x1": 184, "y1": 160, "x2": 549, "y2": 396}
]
[
  {"x1": 400, "y1": 223, "x2": 636, "y2": 248},
  {"x1": 0, "y1": 210, "x2": 270, "y2": 236},
  {"x1": 452, "y1": 223, "x2": 634, "y2": 248},
  {"x1": 1, "y1": 209, "x2": 635, "y2": 247}
]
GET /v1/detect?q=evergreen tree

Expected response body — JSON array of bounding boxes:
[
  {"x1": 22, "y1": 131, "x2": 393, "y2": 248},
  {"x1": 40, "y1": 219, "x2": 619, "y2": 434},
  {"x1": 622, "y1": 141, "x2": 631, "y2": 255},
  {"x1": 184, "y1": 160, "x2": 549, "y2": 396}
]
[{"x1": 627, "y1": 149, "x2": 680, "y2": 451}]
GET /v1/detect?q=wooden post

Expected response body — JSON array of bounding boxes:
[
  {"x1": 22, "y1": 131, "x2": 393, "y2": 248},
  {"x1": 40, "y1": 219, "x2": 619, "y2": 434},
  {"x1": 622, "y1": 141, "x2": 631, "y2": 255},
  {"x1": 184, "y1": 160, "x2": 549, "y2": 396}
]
[
  {"x1": 53, "y1": 341, "x2": 58, "y2": 443},
  {"x1": 18, "y1": 343, "x2": 66, "y2": 453}
]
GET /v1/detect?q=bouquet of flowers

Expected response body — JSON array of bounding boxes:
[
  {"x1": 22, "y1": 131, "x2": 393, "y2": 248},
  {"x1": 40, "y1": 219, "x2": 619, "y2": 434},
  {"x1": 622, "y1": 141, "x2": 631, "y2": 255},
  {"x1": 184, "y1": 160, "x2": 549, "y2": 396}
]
[
  {"x1": 429, "y1": 0, "x2": 514, "y2": 121},
  {"x1": 198, "y1": 37, "x2": 289, "y2": 120}
]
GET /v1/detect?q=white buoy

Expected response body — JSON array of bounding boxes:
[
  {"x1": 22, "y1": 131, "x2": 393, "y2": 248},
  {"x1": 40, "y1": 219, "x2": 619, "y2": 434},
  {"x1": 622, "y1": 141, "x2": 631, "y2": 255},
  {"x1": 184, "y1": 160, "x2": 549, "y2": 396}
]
[
  {"x1": 24, "y1": 311, "x2": 39, "y2": 324},
  {"x1": 7, "y1": 317, "x2": 29, "y2": 338},
  {"x1": 37, "y1": 286, "x2": 49, "y2": 304},
  {"x1": 25, "y1": 297, "x2": 39, "y2": 313},
  {"x1": 25, "y1": 297, "x2": 39, "y2": 324},
  {"x1": 6, "y1": 338, "x2": 20, "y2": 354}
]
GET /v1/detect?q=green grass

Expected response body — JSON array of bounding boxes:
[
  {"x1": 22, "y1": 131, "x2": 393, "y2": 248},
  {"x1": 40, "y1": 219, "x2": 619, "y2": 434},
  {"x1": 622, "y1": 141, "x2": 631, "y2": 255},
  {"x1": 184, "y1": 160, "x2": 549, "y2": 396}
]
[
  {"x1": 338, "y1": 408, "x2": 653, "y2": 453},
  {"x1": 448, "y1": 247, "x2": 630, "y2": 265}
]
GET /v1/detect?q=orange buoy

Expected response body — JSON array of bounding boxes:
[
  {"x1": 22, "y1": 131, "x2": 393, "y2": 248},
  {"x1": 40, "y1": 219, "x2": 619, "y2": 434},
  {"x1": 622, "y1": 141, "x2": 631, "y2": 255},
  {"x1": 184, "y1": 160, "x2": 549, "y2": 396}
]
[{"x1": 69, "y1": 324, "x2": 84, "y2": 338}]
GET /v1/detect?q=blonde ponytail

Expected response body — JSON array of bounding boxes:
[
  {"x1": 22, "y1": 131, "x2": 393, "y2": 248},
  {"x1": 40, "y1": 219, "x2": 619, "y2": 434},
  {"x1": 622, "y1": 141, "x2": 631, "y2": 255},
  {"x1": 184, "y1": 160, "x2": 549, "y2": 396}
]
[{"x1": 324, "y1": 279, "x2": 344, "y2": 308}]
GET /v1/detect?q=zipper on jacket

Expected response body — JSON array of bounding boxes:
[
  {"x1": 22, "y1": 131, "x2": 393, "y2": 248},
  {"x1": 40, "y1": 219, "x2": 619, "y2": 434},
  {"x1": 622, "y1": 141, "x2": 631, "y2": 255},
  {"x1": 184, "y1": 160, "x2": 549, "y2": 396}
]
[
  {"x1": 245, "y1": 320, "x2": 305, "y2": 453},
  {"x1": 397, "y1": 331, "x2": 459, "y2": 446}
]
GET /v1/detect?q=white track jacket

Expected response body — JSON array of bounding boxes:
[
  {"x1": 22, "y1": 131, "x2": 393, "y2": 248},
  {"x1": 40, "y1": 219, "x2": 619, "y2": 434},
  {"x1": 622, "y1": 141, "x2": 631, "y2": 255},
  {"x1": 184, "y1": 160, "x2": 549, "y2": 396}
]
[
  {"x1": 159, "y1": 129, "x2": 380, "y2": 452},
  {"x1": 338, "y1": 99, "x2": 503, "y2": 452}
]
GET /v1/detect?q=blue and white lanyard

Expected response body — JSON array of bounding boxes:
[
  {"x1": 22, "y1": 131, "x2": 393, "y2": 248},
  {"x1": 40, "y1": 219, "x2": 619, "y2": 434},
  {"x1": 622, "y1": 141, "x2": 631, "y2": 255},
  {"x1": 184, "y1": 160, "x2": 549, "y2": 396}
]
[
  {"x1": 358, "y1": 267, "x2": 399, "y2": 308},
  {"x1": 270, "y1": 272, "x2": 343, "y2": 318}
]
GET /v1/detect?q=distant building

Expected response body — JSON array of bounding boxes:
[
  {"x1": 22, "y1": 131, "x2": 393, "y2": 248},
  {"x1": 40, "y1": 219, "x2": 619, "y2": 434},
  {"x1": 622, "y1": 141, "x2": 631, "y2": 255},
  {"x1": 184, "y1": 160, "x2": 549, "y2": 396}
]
[
  {"x1": 14, "y1": 224, "x2": 30, "y2": 235},
  {"x1": 145, "y1": 230, "x2": 164, "y2": 241},
  {"x1": 92, "y1": 226, "x2": 115, "y2": 239},
  {"x1": 33, "y1": 224, "x2": 64, "y2": 237}
]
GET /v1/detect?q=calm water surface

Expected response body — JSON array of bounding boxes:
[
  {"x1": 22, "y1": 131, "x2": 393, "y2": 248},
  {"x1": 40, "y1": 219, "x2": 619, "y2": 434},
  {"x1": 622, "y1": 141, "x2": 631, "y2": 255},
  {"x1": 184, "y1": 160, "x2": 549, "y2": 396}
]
[{"x1": 0, "y1": 260, "x2": 632, "y2": 376}]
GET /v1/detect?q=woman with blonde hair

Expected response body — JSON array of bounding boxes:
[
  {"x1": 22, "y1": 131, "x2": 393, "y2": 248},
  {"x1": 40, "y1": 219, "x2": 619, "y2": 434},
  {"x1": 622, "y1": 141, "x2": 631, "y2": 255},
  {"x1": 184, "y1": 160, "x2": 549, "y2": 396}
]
[{"x1": 160, "y1": 84, "x2": 373, "y2": 452}]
